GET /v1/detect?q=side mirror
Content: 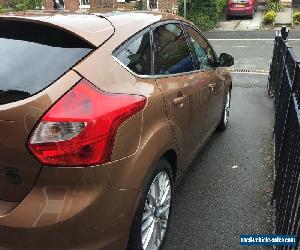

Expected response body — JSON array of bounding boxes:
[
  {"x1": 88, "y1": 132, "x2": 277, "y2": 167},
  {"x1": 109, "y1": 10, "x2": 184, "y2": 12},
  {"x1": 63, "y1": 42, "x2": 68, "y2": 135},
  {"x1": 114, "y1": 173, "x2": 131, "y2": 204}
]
[{"x1": 219, "y1": 53, "x2": 234, "y2": 67}]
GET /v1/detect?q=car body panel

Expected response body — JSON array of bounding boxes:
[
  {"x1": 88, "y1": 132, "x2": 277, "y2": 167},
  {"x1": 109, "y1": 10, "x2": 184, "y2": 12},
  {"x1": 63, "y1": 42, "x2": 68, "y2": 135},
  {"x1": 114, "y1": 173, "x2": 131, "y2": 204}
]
[
  {"x1": 204, "y1": 69, "x2": 225, "y2": 134},
  {"x1": 155, "y1": 72, "x2": 209, "y2": 168},
  {"x1": 0, "y1": 166, "x2": 139, "y2": 250},
  {"x1": 0, "y1": 13, "x2": 114, "y2": 47},
  {"x1": 74, "y1": 34, "x2": 179, "y2": 189},
  {"x1": 0, "y1": 71, "x2": 81, "y2": 203}
]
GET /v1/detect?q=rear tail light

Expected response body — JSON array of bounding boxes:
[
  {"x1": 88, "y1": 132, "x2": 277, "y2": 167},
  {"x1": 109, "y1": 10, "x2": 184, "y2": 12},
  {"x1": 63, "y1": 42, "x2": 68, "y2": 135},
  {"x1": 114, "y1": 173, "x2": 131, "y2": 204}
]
[{"x1": 28, "y1": 79, "x2": 146, "y2": 166}]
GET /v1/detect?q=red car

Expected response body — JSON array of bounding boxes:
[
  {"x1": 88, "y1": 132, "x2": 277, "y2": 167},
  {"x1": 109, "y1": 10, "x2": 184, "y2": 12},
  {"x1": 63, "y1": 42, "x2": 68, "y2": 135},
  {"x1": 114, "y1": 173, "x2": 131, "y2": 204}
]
[{"x1": 227, "y1": 0, "x2": 258, "y2": 19}]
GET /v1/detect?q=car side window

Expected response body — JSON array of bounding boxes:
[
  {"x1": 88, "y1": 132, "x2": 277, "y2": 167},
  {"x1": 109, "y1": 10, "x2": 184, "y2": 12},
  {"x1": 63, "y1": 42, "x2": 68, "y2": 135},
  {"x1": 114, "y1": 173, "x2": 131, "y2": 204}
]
[
  {"x1": 153, "y1": 23, "x2": 194, "y2": 75},
  {"x1": 114, "y1": 31, "x2": 152, "y2": 75},
  {"x1": 186, "y1": 26, "x2": 217, "y2": 70}
]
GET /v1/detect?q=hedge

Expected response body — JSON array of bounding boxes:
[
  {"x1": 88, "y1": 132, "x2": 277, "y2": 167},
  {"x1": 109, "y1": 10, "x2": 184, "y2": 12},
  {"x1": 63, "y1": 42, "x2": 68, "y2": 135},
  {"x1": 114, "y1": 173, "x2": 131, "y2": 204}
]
[
  {"x1": 2, "y1": 0, "x2": 43, "y2": 11},
  {"x1": 179, "y1": 0, "x2": 227, "y2": 30}
]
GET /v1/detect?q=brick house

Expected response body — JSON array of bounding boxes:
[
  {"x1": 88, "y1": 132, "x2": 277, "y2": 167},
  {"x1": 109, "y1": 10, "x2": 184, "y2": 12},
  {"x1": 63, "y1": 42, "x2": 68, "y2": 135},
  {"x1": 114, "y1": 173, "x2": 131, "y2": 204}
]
[{"x1": 43, "y1": 0, "x2": 178, "y2": 13}]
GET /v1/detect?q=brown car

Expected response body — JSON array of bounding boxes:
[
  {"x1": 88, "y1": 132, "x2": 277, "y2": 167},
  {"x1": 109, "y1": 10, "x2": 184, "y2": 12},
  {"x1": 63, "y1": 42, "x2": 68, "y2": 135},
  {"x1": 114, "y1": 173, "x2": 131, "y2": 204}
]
[{"x1": 0, "y1": 11, "x2": 233, "y2": 250}]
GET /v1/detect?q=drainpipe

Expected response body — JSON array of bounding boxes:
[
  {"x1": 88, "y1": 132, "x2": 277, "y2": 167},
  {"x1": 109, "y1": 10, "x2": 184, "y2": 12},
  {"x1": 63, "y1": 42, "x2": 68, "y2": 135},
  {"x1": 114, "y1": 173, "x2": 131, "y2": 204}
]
[
  {"x1": 184, "y1": 0, "x2": 186, "y2": 18},
  {"x1": 53, "y1": 0, "x2": 64, "y2": 10}
]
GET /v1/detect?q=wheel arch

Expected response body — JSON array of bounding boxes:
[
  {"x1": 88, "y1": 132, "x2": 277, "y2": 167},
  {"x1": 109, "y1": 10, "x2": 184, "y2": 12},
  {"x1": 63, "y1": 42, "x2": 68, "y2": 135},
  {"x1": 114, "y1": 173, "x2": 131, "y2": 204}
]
[{"x1": 161, "y1": 149, "x2": 178, "y2": 179}]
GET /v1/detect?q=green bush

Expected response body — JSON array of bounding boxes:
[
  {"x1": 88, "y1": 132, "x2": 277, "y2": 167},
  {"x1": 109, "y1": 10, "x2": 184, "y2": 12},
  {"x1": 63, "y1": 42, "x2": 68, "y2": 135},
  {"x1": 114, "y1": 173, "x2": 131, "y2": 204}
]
[
  {"x1": 178, "y1": 0, "x2": 226, "y2": 31},
  {"x1": 294, "y1": 11, "x2": 300, "y2": 24},
  {"x1": 7, "y1": 0, "x2": 42, "y2": 10},
  {"x1": 216, "y1": 0, "x2": 227, "y2": 17},
  {"x1": 263, "y1": 10, "x2": 277, "y2": 24},
  {"x1": 15, "y1": 3, "x2": 26, "y2": 10},
  {"x1": 267, "y1": 0, "x2": 284, "y2": 12},
  {"x1": 135, "y1": 0, "x2": 145, "y2": 10},
  {"x1": 187, "y1": 12, "x2": 216, "y2": 30}
]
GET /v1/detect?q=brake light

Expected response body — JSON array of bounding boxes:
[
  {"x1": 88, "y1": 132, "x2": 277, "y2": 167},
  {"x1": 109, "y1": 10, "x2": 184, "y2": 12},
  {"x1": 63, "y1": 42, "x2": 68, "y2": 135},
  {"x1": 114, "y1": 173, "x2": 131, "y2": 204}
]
[{"x1": 28, "y1": 79, "x2": 146, "y2": 166}]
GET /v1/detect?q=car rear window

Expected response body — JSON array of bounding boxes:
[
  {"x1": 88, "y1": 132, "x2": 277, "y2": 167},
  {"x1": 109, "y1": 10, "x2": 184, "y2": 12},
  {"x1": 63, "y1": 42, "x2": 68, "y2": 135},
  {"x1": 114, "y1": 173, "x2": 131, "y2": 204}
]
[{"x1": 0, "y1": 19, "x2": 93, "y2": 105}]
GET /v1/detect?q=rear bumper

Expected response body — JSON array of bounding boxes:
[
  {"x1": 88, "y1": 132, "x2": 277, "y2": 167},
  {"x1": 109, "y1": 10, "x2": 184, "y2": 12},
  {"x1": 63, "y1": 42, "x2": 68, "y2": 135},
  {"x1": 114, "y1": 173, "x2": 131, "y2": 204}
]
[
  {"x1": 227, "y1": 6, "x2": 254, "y2": 16},
  {"x1": 0, "y1": 166, "x2": 140, "y2": 250}
]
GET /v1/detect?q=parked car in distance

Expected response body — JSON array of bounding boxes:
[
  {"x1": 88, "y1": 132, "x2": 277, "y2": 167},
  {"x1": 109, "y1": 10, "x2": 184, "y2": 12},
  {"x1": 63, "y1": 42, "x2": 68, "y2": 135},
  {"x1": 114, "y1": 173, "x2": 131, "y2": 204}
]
[
  {"x1": 227, "y1": 0, "x2": 258, "y2": 19},
  {"x1": 0, "y1": 11, "x2": 234, "y2": 250}
]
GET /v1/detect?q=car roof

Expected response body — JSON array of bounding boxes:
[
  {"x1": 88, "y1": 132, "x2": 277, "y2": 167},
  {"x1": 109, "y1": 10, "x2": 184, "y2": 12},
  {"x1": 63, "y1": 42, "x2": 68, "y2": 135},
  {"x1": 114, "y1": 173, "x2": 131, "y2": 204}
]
[{"x1": 0, "y1": 11, "x2": 189, "y2": 46}]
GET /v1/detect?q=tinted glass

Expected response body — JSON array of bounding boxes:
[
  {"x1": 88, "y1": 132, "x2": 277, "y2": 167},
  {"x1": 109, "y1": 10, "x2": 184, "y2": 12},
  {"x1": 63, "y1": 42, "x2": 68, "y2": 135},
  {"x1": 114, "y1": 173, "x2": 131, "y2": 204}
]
[
  {"x1": 153, "y1": 23, "x2": 194, "y2": 75},
  {"x1": 115, "y1": 32, "x2": 152, "y2": 75},
  {"x1": 0, "y1": 20, "x2": 93, "y2": 105},
  {"x1": 186, "y1": 26, "x2": 217, "y2": 70}
]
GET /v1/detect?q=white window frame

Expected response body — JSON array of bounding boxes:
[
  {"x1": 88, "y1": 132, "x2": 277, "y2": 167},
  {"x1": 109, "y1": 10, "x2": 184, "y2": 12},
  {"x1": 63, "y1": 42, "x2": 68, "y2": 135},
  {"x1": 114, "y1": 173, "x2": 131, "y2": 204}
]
[{"x1": 79, "y1": 0, "x2": 90, "y2": 9}]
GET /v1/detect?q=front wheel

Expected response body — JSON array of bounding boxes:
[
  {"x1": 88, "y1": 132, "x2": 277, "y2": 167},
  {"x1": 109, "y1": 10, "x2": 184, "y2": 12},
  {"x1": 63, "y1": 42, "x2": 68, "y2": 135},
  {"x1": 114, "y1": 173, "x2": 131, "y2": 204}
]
[
  {"x1": 128, "y1": 159, "x2": 174, "y2": 250},
  {"x1": 218, "y1": 90, "x2": 231, "y2": 131}
]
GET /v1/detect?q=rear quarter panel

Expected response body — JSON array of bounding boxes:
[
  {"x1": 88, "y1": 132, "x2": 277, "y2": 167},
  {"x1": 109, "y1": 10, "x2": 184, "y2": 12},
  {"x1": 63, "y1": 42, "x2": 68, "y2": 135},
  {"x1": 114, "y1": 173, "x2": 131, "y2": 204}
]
[{"x1": 74, "y1": 31, "x2": 180, "y2": 190}]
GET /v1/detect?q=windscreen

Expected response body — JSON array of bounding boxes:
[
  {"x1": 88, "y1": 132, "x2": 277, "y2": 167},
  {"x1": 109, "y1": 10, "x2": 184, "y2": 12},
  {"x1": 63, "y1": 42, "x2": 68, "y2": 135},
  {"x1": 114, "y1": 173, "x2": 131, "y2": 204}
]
[{"x1": 0, "y1": 19, "x2": 93, "y2": 105}]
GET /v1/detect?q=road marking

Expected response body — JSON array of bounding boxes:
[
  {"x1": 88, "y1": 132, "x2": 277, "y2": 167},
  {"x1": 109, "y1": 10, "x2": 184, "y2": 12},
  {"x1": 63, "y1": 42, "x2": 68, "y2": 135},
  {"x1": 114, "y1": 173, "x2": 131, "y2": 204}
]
[
  {"x1": 227, "y1": 68, "x2": 269, "y2": 75},
  {"x1": 230, "y1": 72, "x2": 269, "y2": 75},
  {"x1": 209, "y1": 38, "x2": 300, "y2": 41}
]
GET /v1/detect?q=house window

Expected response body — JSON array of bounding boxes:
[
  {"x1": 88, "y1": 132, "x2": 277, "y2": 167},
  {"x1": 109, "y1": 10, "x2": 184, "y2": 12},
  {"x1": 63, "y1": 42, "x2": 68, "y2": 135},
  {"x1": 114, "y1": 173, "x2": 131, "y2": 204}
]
[
  {"x1": 79, "y1": 0, "x2": 90, "y2": 8},
  {"x1": 148, "y1": 0, "x2": 157, "y2": 9}
]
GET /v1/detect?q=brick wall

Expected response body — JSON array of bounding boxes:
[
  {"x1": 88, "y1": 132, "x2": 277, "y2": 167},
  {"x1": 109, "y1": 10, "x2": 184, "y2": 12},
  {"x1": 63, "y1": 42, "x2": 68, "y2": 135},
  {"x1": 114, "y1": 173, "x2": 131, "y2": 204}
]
[
  {"x1": 43, "y1": 0, "x2": 79, "y2": 10},
  {"x1": 43, "y1": 0, "x2": 53, "y2": 10},
  {"x1": 43, "y1": 0, "x2": 178, "y2": 12},
  {"x1": 158, "y1": 0, "x2": 177, "y2": 10},
  {"x1": 64, "y1": 0, "x2": 79, "y2": 11},
  {"x1": 0, "y1": 0, "x2": 6, "y2": 7}
]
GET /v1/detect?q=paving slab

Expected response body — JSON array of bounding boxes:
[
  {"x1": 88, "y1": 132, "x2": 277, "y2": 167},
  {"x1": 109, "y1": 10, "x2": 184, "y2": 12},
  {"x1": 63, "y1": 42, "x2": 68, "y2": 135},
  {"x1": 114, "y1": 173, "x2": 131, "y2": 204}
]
[
  {"x1": 215, "y1": 20, "x2": 240, "y2": 31},
  {"x1": 275, "y1": 8, "x2": 293, "y2": 26},
  {"x1": 215, "y1": 7, "x2": 264, "y2": 31},
  {"x1": 235, "y1": 10, "x2": 263, "y2": 30}
]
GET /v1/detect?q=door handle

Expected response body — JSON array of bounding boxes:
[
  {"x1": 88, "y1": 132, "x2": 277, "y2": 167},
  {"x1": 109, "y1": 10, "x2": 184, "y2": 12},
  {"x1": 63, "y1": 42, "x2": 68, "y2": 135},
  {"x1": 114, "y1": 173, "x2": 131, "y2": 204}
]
[
  {"x1": 209, "y1": 83, "x2": 216, "y2": 91},
  {"x1": 173, "y1": 93, "x2": 187, "y2": 108},
  {"x1": 173, "y1": 96, "x2": 186, "y2": 105}
]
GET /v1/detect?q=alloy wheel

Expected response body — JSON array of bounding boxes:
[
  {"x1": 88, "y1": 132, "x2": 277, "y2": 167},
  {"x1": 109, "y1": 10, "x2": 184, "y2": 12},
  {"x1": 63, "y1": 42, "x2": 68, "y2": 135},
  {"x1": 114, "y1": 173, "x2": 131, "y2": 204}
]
[
  {"x1": 223, "y1": 91, "x2": 231, "y2": 126},
  {"x1": 141, "y1": 171, "x2": 172, "y2": 250}
]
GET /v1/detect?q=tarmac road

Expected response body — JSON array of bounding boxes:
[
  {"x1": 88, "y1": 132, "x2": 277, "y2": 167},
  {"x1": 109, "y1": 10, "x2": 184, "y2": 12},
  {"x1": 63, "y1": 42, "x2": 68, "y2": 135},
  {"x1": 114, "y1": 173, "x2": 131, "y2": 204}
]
[{"x1": 163, "y1": 31, "x2": 300, "y2": 250}]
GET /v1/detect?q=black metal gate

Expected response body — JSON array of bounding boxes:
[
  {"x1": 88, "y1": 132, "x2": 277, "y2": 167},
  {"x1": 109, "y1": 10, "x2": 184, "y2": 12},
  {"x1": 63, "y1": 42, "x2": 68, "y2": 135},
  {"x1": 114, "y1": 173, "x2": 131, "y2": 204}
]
[
  {"x1": 293, "y1": 0, "x2": 300, "y2": 7},
  {"x1": 268, "y1": 27, "x2": 300, "y2": 249}
]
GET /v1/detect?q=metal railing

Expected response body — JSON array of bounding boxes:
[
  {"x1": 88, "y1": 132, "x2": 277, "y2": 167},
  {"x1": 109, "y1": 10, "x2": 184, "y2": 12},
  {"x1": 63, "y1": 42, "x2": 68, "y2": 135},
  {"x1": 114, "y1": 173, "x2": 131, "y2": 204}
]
[{"x1": 268, "y1": 27, "x2": 300, "y2": 249}]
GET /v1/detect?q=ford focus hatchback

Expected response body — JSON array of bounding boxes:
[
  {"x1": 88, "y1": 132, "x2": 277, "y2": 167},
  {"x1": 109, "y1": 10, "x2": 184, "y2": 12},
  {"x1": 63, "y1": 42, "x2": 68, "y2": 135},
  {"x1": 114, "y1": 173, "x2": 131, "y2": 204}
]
[{"x1": 0, "y1": 11, "x2": 233, "y2": 250}]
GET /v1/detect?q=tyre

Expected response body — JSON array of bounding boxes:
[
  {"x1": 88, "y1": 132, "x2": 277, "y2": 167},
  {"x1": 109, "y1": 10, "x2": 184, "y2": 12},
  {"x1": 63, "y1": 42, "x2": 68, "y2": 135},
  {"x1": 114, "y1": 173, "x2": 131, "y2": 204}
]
[
  {"x1": 128, "y1": 158, "x2": 174, "y2": 250},
  {"x1": 226, "y1": 14, "x2": 231, "y2": 20},
  {"x1": 218, "y1": 89, "x2": 231, "y2": 131},
  {"x1": 250, "y1": 9, "x2": 255, "y2": 19}
]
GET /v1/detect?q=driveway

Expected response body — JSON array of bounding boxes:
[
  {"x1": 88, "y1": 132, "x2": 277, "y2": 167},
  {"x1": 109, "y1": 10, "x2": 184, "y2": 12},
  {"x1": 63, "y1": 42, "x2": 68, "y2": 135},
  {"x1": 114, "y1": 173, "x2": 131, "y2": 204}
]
[
  {"x1": 162, "y1": 31, "x2": 300, "y2": 250},
  {"x1": 216, "y1": 6, "x2": 264, "y2": 31}
]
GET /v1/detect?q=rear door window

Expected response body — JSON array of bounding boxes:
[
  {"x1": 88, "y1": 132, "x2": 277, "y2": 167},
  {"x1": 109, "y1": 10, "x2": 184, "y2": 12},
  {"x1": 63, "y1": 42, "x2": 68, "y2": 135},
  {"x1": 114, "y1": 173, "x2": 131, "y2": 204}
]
[
  {"x1": 0, "y1": 20, "x2": 93, "y2": 105},
  {"x1": 114, "y1": 31, "x2": 152, "y2": 76},
  {"x1": 153, "y1": 23, "x2": 195, "y2": 75}
]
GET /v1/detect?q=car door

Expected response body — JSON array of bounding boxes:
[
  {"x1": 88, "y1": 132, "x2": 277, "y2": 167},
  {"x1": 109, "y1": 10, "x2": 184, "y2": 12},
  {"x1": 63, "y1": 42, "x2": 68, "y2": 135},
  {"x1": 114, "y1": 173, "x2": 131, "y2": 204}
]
[
  {"x1": 153, "y1": 22, "x2": 209, "y2": 168},
  {"x1": 185, "y1": 25, "x2": 225, "y2": 135}
]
